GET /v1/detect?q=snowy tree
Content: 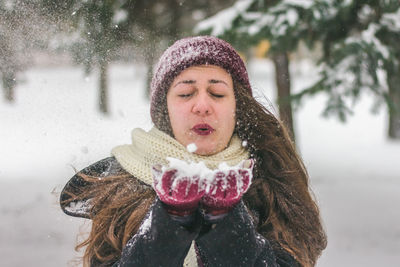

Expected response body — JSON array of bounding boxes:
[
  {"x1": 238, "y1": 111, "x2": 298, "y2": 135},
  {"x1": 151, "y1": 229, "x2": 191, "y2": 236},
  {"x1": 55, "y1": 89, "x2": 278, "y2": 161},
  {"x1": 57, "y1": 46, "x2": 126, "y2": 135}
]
[
  {"x1": 0, "y1": 3, "x2": 18, "y2": 102},
  {"x1": 43, "y1": 0, "x2": 131, "y2": 114},
  {"x1": 72, "y1": 0, "x2": 131, "y2": 114},
  {"x1": 122, "y1": 0, "x2": 184, "y2": 98},
  {"x1": 0, "y1": 0, "x2": 37, "y2": 102},
  {"x1": 42, "y1": 0, "x2": 237, "y2": 110},
  {"x1": 123, "y1": 0, "x2": 236, "y2": 98},
  {"x1": 195, "y1": 0, "x2": 297, "y2": 140},
  {"x1": 196, "y1": 0, "x2": 400, "y2": 139}
]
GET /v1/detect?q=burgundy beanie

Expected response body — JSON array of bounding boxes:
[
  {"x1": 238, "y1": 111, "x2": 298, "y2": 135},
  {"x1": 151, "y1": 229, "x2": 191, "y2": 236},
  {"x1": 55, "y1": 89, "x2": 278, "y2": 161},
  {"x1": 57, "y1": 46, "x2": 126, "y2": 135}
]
[{"x1": 150, "y1": 36, "x2": 252, "y2": 129}]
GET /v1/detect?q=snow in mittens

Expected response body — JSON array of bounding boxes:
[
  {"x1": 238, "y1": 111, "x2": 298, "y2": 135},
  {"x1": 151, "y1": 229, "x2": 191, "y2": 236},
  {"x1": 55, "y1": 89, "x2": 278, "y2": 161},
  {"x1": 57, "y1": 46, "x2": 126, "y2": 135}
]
[{"x1": 153, "y1": 157, "x2": 253, "y2": 196}]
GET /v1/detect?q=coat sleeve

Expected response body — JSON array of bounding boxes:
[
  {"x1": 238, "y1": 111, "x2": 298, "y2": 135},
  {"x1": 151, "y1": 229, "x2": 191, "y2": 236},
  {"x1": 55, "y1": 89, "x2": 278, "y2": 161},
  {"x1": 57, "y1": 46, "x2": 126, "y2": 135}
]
[
  {"x1": 195, "y1": 201, "x2": 299, "y2": 267},
  {"x1": 114, "y1": 199, "x2": 201, "y2": 267},
  {"x1": 59, "y1": 157, "x2": 127, "y2": 218}
]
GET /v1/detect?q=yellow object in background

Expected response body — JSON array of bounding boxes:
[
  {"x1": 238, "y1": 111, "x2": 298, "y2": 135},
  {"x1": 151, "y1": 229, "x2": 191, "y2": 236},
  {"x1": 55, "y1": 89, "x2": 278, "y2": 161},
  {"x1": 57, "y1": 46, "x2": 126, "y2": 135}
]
[
  {"x1": 236, "y1": 39, "x2": 271, "y2": 62},
  {"x1": 255, "y1": 40, "x2": 270, "y2": 58}
]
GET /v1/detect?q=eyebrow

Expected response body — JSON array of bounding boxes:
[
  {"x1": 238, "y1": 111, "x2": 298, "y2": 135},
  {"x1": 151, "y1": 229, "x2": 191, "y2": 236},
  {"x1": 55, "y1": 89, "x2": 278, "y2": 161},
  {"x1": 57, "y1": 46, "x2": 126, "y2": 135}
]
[
  {"x1": 173, "y1": 79, "x2": 229, "y2": 88},
  {"x1": 209, "y1": 79, "x2": 228, "y2": 85}
]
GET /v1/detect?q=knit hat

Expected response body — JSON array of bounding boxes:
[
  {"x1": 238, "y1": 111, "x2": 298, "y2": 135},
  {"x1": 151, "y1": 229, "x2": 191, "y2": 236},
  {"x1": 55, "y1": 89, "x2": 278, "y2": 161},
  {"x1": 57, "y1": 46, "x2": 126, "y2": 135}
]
[{"x1": 150, "y1": 36, "x2": 252, "y2": 132}]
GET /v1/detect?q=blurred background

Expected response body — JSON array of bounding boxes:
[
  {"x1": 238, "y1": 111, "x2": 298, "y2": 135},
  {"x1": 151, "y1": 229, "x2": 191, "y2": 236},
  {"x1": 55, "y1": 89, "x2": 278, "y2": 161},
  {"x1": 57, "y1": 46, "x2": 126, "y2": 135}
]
[{"x1": 1, "y1": 0, "x2": 399, "y2": 266}]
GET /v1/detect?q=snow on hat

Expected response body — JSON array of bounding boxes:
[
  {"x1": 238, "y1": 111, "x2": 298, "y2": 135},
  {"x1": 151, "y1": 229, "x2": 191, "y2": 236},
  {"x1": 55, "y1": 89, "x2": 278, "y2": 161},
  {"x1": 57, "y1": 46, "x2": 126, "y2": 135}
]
[{"x1": 150, "y1": 36, "x2": 252, "y2": 130}]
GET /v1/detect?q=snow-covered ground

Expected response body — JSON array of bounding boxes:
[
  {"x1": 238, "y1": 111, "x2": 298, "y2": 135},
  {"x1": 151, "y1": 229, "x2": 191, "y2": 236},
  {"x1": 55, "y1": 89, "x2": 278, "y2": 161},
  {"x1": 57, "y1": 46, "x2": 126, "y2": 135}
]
[{"x1": 1, "y1": 60, "x2": 399, "y2": 267}]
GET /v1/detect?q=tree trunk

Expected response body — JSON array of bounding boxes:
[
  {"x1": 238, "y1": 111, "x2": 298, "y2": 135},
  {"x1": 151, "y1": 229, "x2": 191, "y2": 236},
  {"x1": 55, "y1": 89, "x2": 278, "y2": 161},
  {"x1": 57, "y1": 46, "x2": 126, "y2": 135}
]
[
  {"x1": 2, "y1": 70, "x2": 16, "y2": 102},
  {"x1": 145, "y1": 33, "x2": 157, "y2": 99},
  {"x1": 99, "y1": 60, "x2": 109, "y2": 114},
  {"x1": 272, "y1": 52, "x2": 295, "y2": 142},
  {"x1": 388, "y1": 64, "x2": 400, "y2": 139},
  {"x1": 170, "y1": 0, "x2": 180, "y2": 40},
  {"x1": 145, "y1": 58, "x2": 153, "y2": 99}
]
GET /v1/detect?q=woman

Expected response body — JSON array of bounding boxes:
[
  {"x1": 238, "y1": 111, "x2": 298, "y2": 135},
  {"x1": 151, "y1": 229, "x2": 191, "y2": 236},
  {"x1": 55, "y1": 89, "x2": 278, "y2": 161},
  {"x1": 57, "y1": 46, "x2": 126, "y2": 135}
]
[{"x1": 60, "y1": 36, "x2": 327, "y2": 267}]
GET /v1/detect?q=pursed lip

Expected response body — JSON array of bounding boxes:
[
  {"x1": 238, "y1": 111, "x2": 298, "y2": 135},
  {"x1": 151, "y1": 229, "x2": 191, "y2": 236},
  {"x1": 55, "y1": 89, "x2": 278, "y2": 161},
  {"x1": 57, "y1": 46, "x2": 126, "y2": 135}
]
[{"x1": 191, "y1": 123, "x2": 215, "y2": 136}]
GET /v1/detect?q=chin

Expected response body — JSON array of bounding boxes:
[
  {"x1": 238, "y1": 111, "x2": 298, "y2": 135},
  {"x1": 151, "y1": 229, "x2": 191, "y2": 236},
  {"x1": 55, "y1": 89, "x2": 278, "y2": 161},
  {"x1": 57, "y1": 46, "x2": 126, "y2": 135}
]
[
  {"x1": 193, "y1": 148, "x2": 211, "y2": 156},
  {"x1": 194, "y1": 145, "x2": 221, "y2": 156}
]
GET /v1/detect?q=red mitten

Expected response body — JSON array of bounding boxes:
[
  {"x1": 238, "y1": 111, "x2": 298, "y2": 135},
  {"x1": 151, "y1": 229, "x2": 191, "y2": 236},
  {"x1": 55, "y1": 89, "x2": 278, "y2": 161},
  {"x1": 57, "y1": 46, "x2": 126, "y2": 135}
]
[
  {"x1": 201, "y1": 159, "x2": 254, "y2": 216},
  {"x1": 152, "y1": 164, "x2": 205, "y2": 216}
]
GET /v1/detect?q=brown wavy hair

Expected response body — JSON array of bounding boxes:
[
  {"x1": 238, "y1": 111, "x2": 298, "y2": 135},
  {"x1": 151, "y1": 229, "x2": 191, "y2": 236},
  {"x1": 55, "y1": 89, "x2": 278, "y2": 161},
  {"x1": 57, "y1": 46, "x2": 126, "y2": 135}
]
[
  {"x1": 65, "y1": 80, "x2": 326, "y2": 266},
  {"x1": 234, "y1": 82, "x2": 327, "y2": 266}
]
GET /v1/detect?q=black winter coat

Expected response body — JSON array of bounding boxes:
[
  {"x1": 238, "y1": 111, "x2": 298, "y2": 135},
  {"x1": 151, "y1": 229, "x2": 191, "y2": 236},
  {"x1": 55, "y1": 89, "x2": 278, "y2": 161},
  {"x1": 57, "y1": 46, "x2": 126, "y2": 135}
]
[{"x1": 60, "y1": 157, "x2": 299, "y2": 267}]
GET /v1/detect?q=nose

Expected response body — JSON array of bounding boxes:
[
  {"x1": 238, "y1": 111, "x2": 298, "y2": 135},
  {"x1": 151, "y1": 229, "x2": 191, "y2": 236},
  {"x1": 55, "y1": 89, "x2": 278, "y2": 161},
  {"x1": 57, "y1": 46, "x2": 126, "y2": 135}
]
[{"x1": 192, "y1": 93, "x2": 212, "y2": 116}]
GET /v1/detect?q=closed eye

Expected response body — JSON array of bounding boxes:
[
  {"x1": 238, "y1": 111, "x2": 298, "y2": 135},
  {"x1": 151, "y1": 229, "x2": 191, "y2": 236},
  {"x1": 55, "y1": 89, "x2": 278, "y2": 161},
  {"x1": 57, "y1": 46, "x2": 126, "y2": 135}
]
[
  {"x1": 211, "y1": 93, "x2": 224, "y2": 98},
  {"x1": 178, "y1": 93, "x2": 192, "y2": 98}
]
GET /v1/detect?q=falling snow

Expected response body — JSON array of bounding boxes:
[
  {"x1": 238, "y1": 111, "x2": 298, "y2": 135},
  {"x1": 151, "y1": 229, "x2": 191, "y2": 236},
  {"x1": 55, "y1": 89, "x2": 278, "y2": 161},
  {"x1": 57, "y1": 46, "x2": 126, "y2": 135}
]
[{"x1": 186, "y1": 143, "x2": 198, "y2": 153}]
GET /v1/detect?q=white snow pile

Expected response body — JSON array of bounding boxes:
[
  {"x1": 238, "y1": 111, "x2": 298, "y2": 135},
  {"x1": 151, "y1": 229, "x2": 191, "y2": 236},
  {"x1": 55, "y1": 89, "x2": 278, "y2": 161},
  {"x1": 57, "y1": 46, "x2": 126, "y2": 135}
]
[
  {"x1": 245, "y1": 3, "x2": 303, "y2": 37},
  {"x1": 345, "y1": 23, "x2": 390, "y2": 60},
  {"x1": 194, "y1": 0, "x2": 253, "y2": 36},
  {"x1": 381, "y1": 8, "x2": 400, "y2": 30}
]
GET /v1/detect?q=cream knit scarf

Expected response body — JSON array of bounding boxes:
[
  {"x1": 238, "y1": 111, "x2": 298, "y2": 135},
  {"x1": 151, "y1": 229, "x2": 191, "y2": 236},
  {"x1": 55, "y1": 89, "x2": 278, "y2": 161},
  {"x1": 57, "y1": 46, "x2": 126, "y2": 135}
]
[
  {"x1": 111, "y1": 127, "x2": 249, "y2": 186},
  {"x1": 111, "y1": 127, "x2": 249, "y2": 267}
]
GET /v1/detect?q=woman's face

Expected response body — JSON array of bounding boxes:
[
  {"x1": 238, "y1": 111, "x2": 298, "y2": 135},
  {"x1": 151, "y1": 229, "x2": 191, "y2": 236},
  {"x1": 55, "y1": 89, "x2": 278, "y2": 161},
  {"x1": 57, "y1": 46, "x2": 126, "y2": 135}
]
[{"x1": 167, "y1": 65, "x2": 236, "y2": 156}]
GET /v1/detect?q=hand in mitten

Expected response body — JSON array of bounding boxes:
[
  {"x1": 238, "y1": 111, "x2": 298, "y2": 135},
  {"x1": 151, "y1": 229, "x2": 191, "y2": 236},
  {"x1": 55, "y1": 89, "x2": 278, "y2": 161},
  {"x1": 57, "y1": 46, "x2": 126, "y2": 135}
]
[
  {"x1": 152, "y1": 164, "x2": 205, "y2": 217},
  {"x1": 201, "y1": 159, "x2": 254, "y2": 217}
]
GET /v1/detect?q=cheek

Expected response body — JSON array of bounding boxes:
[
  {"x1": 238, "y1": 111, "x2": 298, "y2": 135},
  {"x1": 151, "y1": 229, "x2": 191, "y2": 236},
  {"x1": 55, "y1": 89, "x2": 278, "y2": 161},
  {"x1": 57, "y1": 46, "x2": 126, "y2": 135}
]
[
  {"x1": 169, "y1": 103, "x2": 189, "y2": 121},
  {"x1": 222, "y1": 105, "x2": 236, "y2": 127},
  {"x1": 228, "y1": 111, "x2": 236, "y2": 132},
  {"x1": 168, "y1": 101, "x2": 191, "y2": 133}
]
